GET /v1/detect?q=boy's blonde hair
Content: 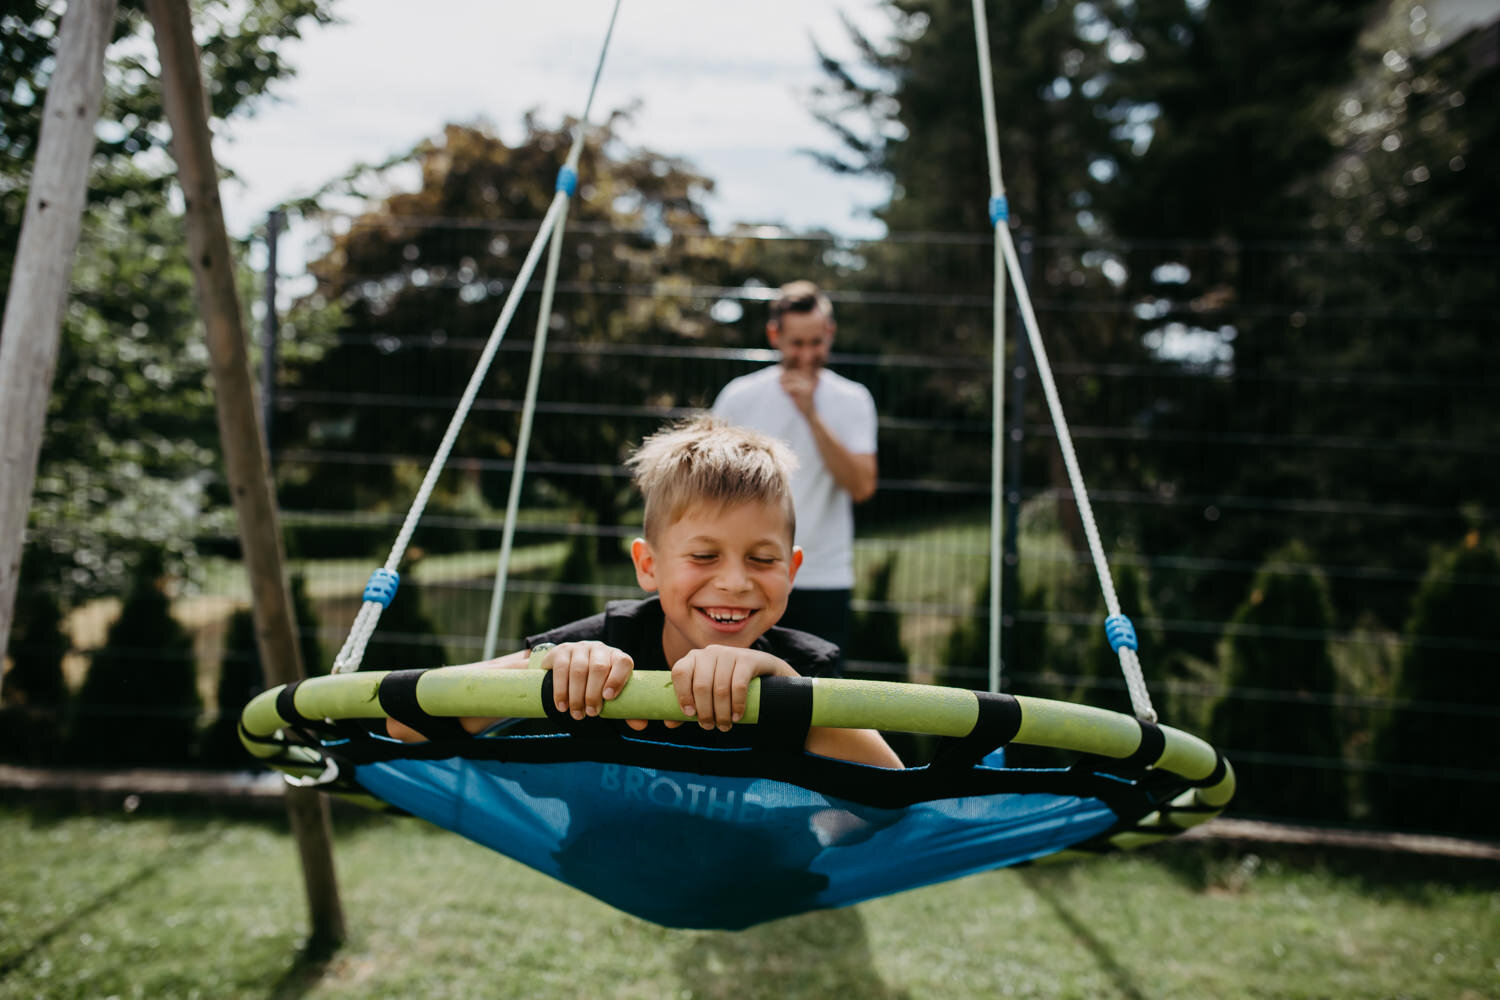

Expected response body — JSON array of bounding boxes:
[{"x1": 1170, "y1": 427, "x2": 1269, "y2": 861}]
[{"x1": 627, "y1": 416, "x2": 797, "y2": 543}]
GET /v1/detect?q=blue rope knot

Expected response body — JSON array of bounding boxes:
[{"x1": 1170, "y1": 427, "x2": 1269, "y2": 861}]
[
  {"x1": 1104, "y1": 614, "x2": 1138, "y2": 653},
  {"x1": 555, "y1": 166, "x2": 578, "y2": 196},
  {"x1": 363, "y1": 568, "x2": 400, "y2": 607},
  {"x1": 989, "y1": 195, "x2": 1009, "y2": 226}
]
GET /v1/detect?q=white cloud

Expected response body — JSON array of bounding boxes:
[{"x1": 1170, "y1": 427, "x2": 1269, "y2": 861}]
[{"x1": 216, "y1": 0, "x2": 895, "y2": 239}]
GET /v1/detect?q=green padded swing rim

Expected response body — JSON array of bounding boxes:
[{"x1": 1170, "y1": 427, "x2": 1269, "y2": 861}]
[{"x1": 240, "y1": 667, "x2": 1235, "y2": 813}]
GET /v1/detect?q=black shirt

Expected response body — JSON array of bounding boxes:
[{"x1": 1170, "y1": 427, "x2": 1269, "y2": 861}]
[{"x1": 526, "y1": 596, "x2": 840, "y2": 676}]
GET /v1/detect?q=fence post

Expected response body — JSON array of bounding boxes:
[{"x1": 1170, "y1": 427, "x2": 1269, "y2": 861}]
[
  {"x1": 0, "y1": 0, "x2": 117, "y2": 685},
  {"x1": 261, "y1": 208, "x2": 283, "y2": 458},
  {"x1": 1001, "y1": 231, "x2": 1034, "y2": 681}
]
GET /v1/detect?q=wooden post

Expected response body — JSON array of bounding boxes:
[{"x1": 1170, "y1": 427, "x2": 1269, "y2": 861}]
[
  {"x1": 0, "y1": 0, "x2": 118, "y2": 687},
  {"x1": 145, "y1": 0, "x2": 345, "y2": 950}
]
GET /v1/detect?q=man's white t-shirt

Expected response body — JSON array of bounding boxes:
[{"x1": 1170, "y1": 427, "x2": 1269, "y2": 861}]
[{"x1": 712, "y1": 366, "x2": 877, "y2": 590}]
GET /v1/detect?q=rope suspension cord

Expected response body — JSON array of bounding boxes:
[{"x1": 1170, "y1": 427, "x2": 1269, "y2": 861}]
[
  {"x1": 968, "y1": 1, "x2": 1155, "y2": 722},
  {"x1": 331, "y1": 1, "x2": 625, "y2": 675},
  {"x1": 482, "y1": 0, "x2": 624, "y2": 659},
  {"x1": 970, "y1": 0, "x2": 1009, "y2": 697}
]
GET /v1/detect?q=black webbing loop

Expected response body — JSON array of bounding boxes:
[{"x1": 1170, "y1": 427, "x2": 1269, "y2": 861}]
[
  {"x1": 1195, "y1": 752, "x2": 1228, "y2": 789},
  {"x1": 751, "y1": 676, "x2": 815, "y2": 753},
  {"x1": 537, "y1": 671, "x2": 624, "y2": 740},
  {"x1": 378, "y1": 669, "x2": 472, "y2": 743},
  {"x1": 276, "y1": 681, "x2": 309, "y2": 725},
  {"x1": 1071, "y1": 718, "x2": 1167, "y2": 779},
  {"x1": 932, "y1": 692, "x2": 1022, "y2": 770},
  {"x1": 1119, "y1": 719, "x2": 1166, "y2": 770}
]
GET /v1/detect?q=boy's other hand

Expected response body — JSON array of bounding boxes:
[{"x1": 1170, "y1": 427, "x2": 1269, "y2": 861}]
[
  {"x1": 668, "y1": 645, "x2": 794, "y2": 732},
  {"x1": 544, "y1": 641, "x2": 635, "y2": 720}
]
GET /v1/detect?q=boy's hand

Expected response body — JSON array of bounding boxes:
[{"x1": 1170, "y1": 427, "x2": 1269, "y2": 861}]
[
  {"x1": 668, "y1": 645, "x2": 795, "y2": 732},
  {"x1": 543, "y1": 641, "x2": 634, "y2": 720}
]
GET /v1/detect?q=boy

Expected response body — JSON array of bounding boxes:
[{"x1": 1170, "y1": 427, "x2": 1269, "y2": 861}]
[{"x1": 389, "y1": 416, "x2": 900, "y2": 769}]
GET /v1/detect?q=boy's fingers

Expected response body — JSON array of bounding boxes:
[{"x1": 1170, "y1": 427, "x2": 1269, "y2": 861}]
[
  {"x1": 731, "y1": 657, "x2": 758, "y2": 723},
  {"x1": 670, "y1": 655, "x2": 697, "y2": 717},
  {"x1": 713, "y1": 653, "x2": 736, "y2": 731},
  {"x1": 601, "y1": 651, "x2": 634, "y2": 702},
  {"x1": 568, "y1": 647, "x2": 599, "y2": 719},
  {"x1": 583, "y1": 644, "x2": 614, "y2": 716},
  {"x1": 692, "y1": 654, "x2": 718, "y2": 729},
  {"x1": 549, "y1": 647, "x2": 571, "y2": 712},
  {"x1": 625, "y1": 718, "x2": 648, "y2": 731}
]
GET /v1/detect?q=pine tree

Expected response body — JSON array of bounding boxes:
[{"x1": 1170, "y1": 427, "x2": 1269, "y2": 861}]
[
  {"x1": 1368, "y1": 533, "x2": 1500, "y2": 837},
  {"x1": 1209, "y1": 541, "x2": 1346, "y2": 820}
]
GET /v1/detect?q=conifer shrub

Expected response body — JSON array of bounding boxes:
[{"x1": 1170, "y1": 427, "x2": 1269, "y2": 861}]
[
  {"x1": 846, "y1": 555, "x2": 908, "y2": 680},
  {"x1": 1368, "y1": 533, "x2": 1500, "y2": 837},
  {"x1": 1209, "y1": 541, "x2": 1347, "y2": 821},
  {"x1": 544, "y1": 532, "x2": 604, "y2": 628},
  {"x1": 200, "y1": 574, "x2": 323, "y2": 767},
  {"x1": 68, "y1": 548, "x2": 199, "y2": 765},
  {"x1": 1, "y1": 580, "x2": 72, "y2": 763}
]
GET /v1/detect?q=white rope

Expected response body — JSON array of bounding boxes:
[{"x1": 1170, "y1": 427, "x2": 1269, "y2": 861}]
[
  {"x1": 483, "y1": 167, "x2": 574, "y2": 658},
  {"x1": 330, "y1": 194, "x2": 569, "y2": 673},
  {"x1": 970, "y1": 0, "x2": 1008, "y2": 696},
  {"x1": 482, "y1": 0, "x2": 623, "y2": 658},
  {"x1": 332, "y1": 0, "x2": 625, "y2": 675},
  {"x1": 969, "y1": 0, "x2": 1154, "y2": 720}
]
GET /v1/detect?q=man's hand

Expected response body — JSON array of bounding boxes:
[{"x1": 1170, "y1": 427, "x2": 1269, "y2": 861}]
[{"x1": 779, "y1": 366, "x2": 818, "y2": 417}]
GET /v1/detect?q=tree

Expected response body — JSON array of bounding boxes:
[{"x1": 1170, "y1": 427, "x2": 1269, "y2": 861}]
[
  {"x1": 1092, "y1": 0, "x2": 1497, "y2": 648},
  {"x1": 68, "y1": 546, "x2": 199, "y2": 764},
  {"x1": 277, "y1": 116, "x2": 787, "y2": 560},
  {"x1": 807, "y1": 0, "x2": 1132, "y2": 533},
  {"x1": 1209, "y1": 541, "x2": 1347, "y2": 821},
  {"x1": 1369, "y1": 533, "x2": 1500, "y2": 838},
  {"x1": 2, "y1": 1, "x2": 338, "y2": 604}
]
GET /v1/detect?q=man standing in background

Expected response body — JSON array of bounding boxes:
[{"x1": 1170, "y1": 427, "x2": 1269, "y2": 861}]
[{"x1": 713, "y1": 280, "x2": 877, "y2": 672}]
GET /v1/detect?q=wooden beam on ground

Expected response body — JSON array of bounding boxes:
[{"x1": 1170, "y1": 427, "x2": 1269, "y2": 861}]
[
  {"x1": 0, "y1": 0, "x2": 118, "y2": 688},
  {"x1": 145, "y1": 0, "x2": 346, "y2": 950}
]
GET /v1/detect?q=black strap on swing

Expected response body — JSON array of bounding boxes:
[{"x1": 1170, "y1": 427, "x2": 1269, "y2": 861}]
[
  {"x1": 378, "y1": 669, "x2": 472, "y2": 743},
  {"x1": 750, "y1": 675, "x2": 816, "y2": 754},
  {"x1": 931, "y1": 691, "x2": 1022, "y2": 770}
]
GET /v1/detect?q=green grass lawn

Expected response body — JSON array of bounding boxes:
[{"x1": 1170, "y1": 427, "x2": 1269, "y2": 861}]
[{"x1": 2, "y1": 806, "x2": 1495, "y2": 999}]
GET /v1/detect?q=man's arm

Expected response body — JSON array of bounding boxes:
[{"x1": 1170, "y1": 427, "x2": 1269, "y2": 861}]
[
  {"x1": 781, "y1": 369, "x2": 877, "y2": 502},
  {"x1": 805, "y1": 411, "x2": 877, "y2": 502}
]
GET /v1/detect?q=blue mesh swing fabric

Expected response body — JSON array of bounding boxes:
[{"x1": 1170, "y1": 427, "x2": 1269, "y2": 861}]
[{"x1": 354, "y1": 747, "x2": 1118, "y2": 930}]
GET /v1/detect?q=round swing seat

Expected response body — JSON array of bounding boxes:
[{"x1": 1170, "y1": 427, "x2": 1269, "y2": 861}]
[{"x1": 241, "y1": 668, "x2": 1233, "y2": 929}]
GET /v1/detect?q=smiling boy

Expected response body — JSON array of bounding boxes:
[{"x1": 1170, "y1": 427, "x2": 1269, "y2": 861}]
[{"x1": 389, "y1": 416, "x2": 901, "y2": 769}]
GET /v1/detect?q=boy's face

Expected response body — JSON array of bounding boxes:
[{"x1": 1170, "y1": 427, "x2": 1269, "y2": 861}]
[{"x1": 631, "y1": 500, "x2": 802, "y2": 664}]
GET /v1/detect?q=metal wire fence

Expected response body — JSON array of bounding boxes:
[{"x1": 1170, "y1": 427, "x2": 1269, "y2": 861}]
[{"x1": 10, "y1": 214, "x2": 1496, "y2": 836}]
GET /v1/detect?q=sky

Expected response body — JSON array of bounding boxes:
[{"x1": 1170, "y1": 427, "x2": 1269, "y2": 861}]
[{"x1": 215, "y1": 0, "x2": 897, "y2": 248}]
